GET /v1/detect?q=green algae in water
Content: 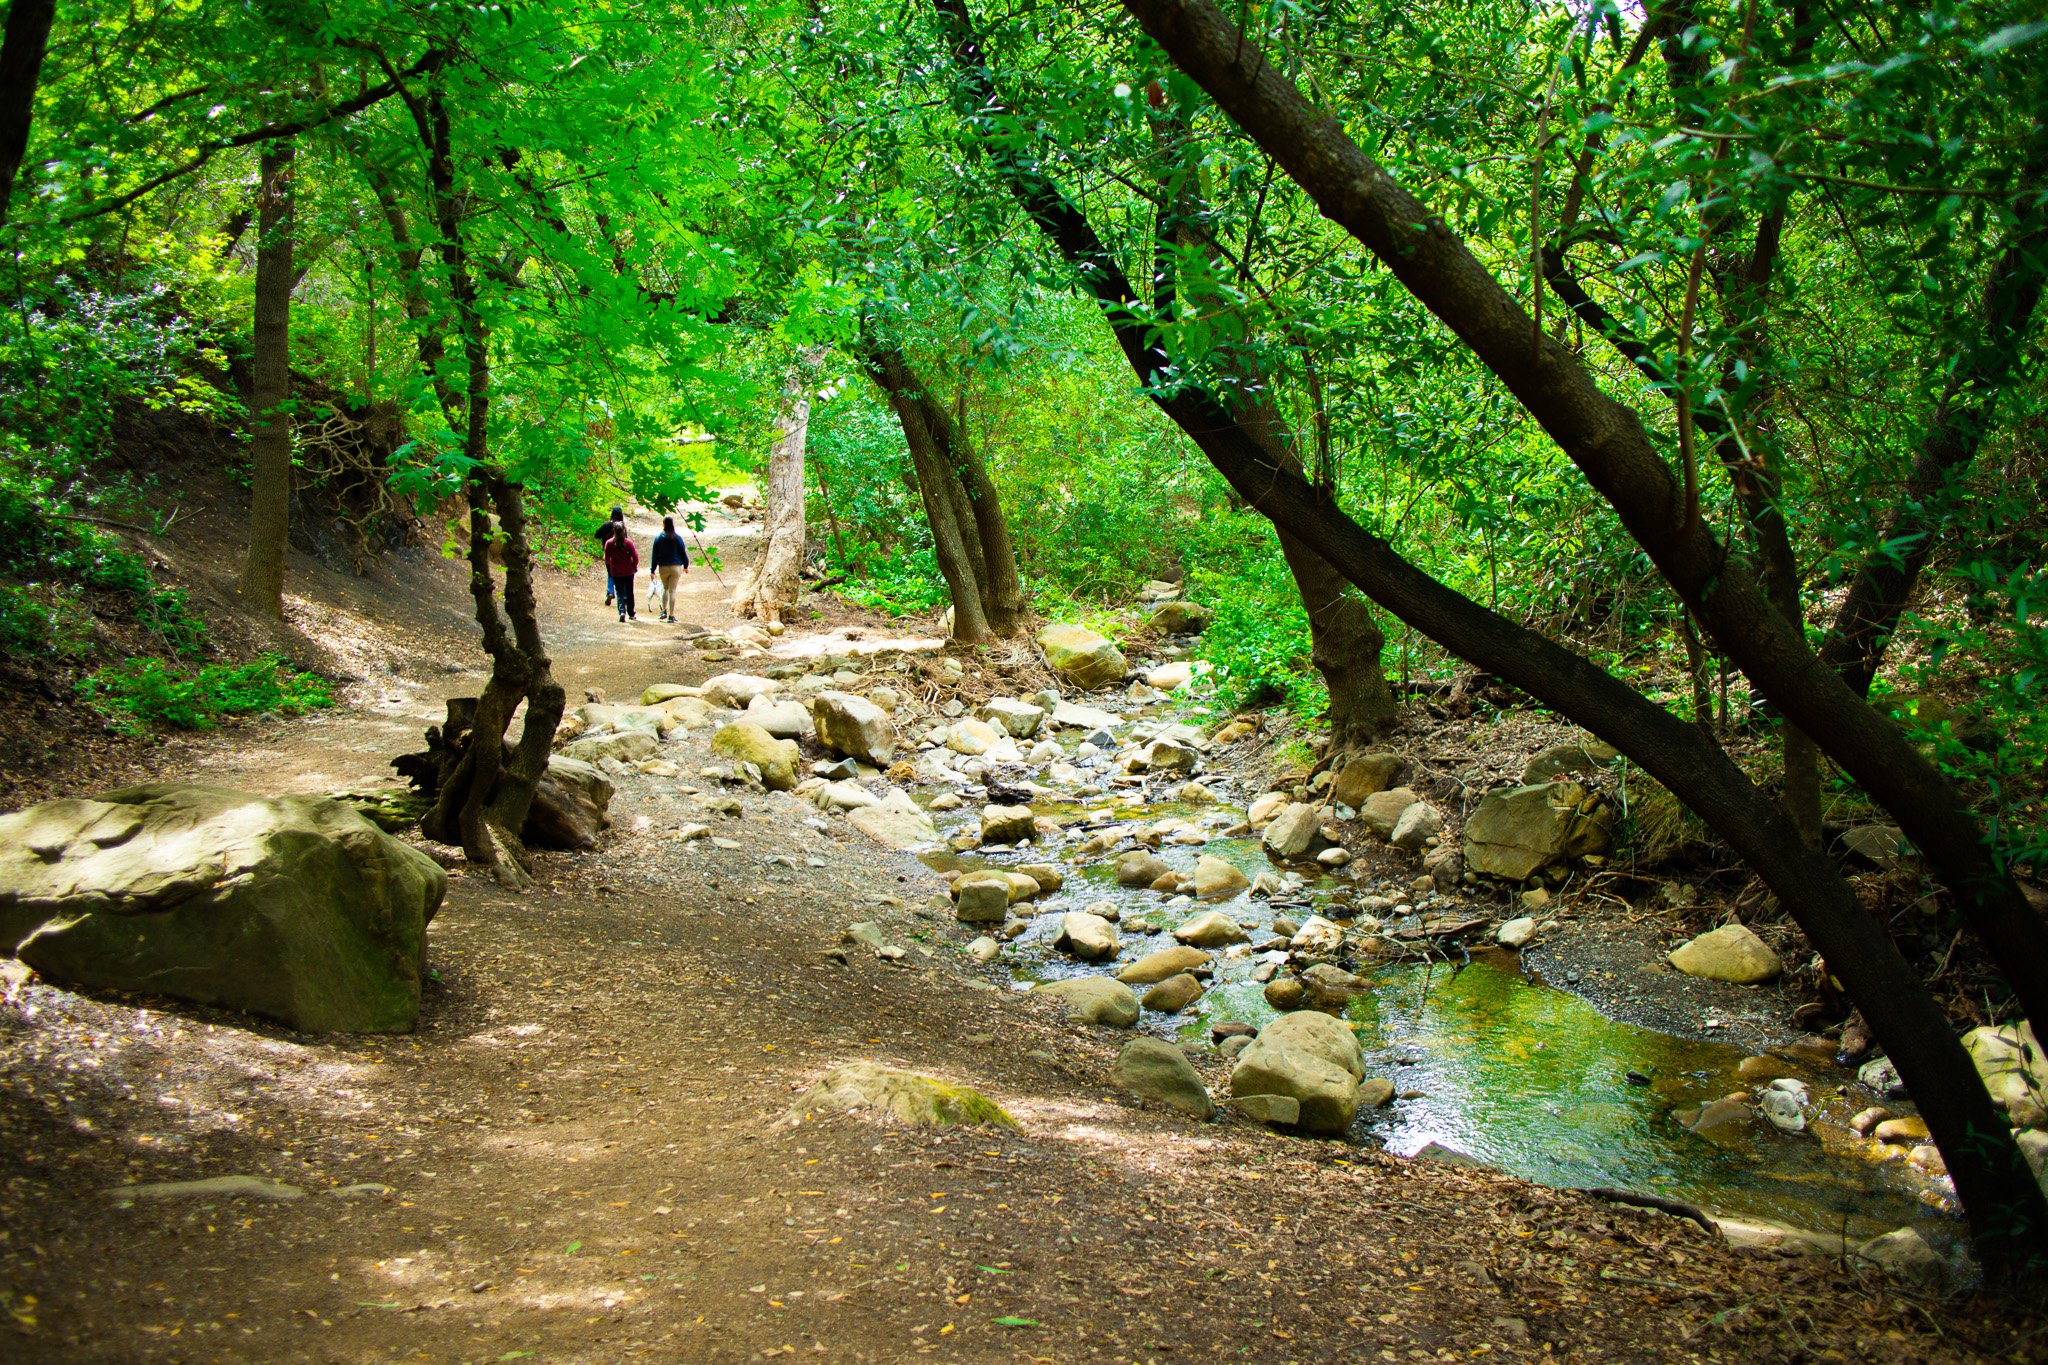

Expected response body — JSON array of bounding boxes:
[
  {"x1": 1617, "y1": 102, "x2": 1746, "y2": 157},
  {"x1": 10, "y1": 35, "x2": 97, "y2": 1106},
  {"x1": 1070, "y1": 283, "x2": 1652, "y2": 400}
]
[{"x1": 1186, "y1": 955, "x2": 1953, "y2": 1240}]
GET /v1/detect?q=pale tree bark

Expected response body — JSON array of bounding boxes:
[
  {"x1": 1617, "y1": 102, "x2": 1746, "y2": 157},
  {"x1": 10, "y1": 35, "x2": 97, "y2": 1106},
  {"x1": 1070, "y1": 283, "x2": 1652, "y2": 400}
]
[
  {"x1": 732, "y1": 347, "x2": 827, "y2": 624},
  {"x1": 860, "y1": 341, "x2": 995, "y2": 643},
  {"x1": 239, "y1": 138, "x2": 295, "y2": 617}
]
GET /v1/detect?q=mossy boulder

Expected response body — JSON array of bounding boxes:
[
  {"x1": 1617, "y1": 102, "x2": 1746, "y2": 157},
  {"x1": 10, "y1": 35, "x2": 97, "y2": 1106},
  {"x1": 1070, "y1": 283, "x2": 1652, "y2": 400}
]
[
  {"x1": 0, "y1": 784, "x2": 445, "y2": 1033},
  {"x1": 788, "y1": 1061, "x2": 1017, "y2": 1130},
  {"x1": 1037, "y1": 623, "x2": 1129, "y2": 691},
  {"x1": 709, "y1": 722, "x2": 799, "y2": 791}
]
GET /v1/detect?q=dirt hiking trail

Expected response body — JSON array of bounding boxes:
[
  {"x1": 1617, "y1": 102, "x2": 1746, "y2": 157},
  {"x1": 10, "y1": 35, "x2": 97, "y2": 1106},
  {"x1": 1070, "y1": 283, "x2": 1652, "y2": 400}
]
[{"x1": 0, "y1": 503, "x2": 2034, "y2": 1363}]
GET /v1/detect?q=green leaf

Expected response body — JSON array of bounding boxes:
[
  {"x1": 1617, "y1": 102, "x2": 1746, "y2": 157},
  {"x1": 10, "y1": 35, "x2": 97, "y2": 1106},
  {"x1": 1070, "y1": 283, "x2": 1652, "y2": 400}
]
[
  {"x1": 992, "y1": 1316, "x2": 1042, "y2": 1328},
  {"x1": 1975, "y1": 20, "x2": 2048, "y2": 55}
]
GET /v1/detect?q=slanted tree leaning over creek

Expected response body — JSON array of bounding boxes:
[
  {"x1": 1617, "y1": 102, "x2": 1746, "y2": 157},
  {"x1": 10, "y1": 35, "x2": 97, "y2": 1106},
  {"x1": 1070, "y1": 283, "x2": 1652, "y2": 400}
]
[{"x1": 926, "y1": 0, "x2": 2048, "y2": 1277}]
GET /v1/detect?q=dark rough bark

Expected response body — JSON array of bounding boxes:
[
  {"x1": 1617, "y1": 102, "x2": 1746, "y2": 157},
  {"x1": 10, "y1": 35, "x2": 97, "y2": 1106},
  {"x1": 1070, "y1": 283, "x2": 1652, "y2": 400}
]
[
  {"x1": 238, "y1": 139, "x2": 294, "y2": 617},
  {"x1": 0, "y1": 0, "x2": 55, "y2": 227},
  {"x1": 860, "y1": 342, "x2": 995, "y2": 644},
  {"x1": 930, "y1": 0, "x2": 2048, "y2": 1278},
  {"x1": 370, "y1": 70, "x2": 562, "y2": 887},
  {"x1": 1816, "y1": 192, "x2": 2048, "y2": 696},
  {"x1": 1147, "y1": 93, "x2": 1397, "y2": 748},
  {"x1": 1113, "y1": 0, "x2": 2048, "y2": 1051},
  {"x1": 950, "y1": 425, "x2": 1025, "y2": 634}
]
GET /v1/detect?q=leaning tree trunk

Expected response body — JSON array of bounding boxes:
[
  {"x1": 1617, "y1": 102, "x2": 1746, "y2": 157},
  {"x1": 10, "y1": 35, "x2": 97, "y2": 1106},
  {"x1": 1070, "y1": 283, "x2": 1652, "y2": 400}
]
[
  {"x1": 941, "y1": 393, "x2": 1025, "y2": 633},
  {"x1": 1102, "y1": 0, "x2": 2048, "y2": 1283},
  {"x1": 239, "y1": 138, "x2": 295, "y2": 617},
  {"x1": 732, "y1": 348, "x2": 825, "y2": 625},
  {"x1": 861, "y1": 341, "x2": 996, "y2": 643},
  {"x1": 1146, "y1": 91, "x2": 1397, "y2": 751}
]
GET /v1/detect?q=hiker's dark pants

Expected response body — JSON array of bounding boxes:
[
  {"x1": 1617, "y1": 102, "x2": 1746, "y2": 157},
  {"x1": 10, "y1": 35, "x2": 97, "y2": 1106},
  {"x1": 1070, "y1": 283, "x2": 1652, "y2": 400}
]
[{"x1": 611, "y1": 575, "x2": 636, "y2": 617}]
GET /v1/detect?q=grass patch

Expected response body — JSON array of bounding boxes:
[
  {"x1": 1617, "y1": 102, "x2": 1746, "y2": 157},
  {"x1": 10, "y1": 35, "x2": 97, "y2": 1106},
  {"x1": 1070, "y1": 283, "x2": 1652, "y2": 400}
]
[{"x1": 78, "y1": 654, "x2": 333, "y2": 735}]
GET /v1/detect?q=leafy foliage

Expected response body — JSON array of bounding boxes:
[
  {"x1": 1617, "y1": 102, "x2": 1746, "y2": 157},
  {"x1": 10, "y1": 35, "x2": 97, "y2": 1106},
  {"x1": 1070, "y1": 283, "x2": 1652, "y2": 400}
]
[{"x1": 77, "y1": 655, "x2": 333, "y2": 736}]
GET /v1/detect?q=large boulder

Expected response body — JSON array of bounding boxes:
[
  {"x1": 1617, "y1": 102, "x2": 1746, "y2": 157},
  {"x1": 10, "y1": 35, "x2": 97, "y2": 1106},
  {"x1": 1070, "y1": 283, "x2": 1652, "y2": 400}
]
[
  {"x1": 1462, "y1": 780, "x2": 1614, "y2": 880},
  {"x1": 0, "y1": 785, "x2": 445, "y2": 1033},
  {"x1": 1261, "y1": 803, "x2": 1325, "y2": 860},
  {"x1": 1111, "y1": 1037, "x2": 1215, "y2": 1118},
  {"x1": 1174, "y1": 910, "x2": 1249, "y2": 948},
  {"x1": 1359, "y1": 787, "x2": 1420, "y2": 839},
  {"x1": 1054, "y1": 912, "x2": 1121, "y2": 962},
  {"x1": 700, "y1": 673, "x2": 778, "y2": 709},
  {"x1": 1117, "y1": 945, "x2": 1213, "y2": 985},
  {"x1": 980, "y1": 804, "x2": 1037, "y2": 845},
  {"x1": 1191, "y1": 854, "x2": 1250, "y2": 901},
  {"x1": 710, "y1": 722, "x2": 799, "y2": 791},
  {"x1": 745, "y1": 694, "x2": 814, "y2": 739},
  {"x1": 1228, "y1": 1011, "x2": 1365, "y2": 1134},
  {"x1": 1332, "y1": 754, "x2": 1405, "y2": 808},
  {"x1": 1032, "y1": 976, "x2": 1140, "y2": 1027},
  {"x1": 1961, "y1": 1022, "x2": 2047, "y2": 1112},
  {"x1": 1115, "y1": 851, "x2": 1171, "y2": 887},
  {"x1": 1668, "y1": 923, "x2": 1782, "y2": 984},
  {"x1": 979, "y1": 699, "x2": 1046, "y2": 739},
  {"x1": 526, "y1": 756, "x2": 613, "y2": 850},
  {"x1": 562, "y1": 727, "x2": 659, "y2": 766},
  {"x1": 1388, "y1": 801, "x2": 1444, "y2": 853},
  {"x1": 847, "y1": 791, "x2": 938, "y2": 850},
  {"x1": 812, "y1": 691, "x2": 896, "y2": 766},
  {"x1": 1037, "y1": 624, "x2": 1129, "y2": 691},
  {"x1": 789, "y1": 1062, "x2": 1016, "y2": 1130},
  {"x1": 1142, "y1": 974, "x2": 1205, "y2": 1014}
]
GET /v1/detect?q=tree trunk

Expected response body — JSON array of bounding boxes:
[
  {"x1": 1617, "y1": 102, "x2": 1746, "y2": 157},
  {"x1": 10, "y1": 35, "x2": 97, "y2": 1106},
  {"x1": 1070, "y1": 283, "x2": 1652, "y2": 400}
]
[
  {"x1": 732, "y1": 347, "x2": 824, "y2": 624},
  {"x1": 238, "y1": 138, "x2": 295, "y2": 618},
  {"x1": 1114, "y1": 0, "x2": 2048, "y2": 1044},
  {"x1": 945, "y1": 401, "x2": 1025, "y2": 633},
  {"x1": 1110, "y1": 0, "x2": 2048, "y2": 1284},
  {"x1": 0, "y1": 0, "x2": 54, "y2": 228},
  {"x1": 1146, "y1": 90, "x2": 1397, "y2": 749},
  {"x1": 859, "y1": 340, "x2": 996, "y2": 643},
  {"x1": 936, "y1": 0, "x2": 2048, "y2": 1279}
]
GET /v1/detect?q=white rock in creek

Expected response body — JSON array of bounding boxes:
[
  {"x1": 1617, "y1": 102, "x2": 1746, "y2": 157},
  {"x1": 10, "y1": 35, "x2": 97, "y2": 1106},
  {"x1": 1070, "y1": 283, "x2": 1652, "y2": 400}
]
[
  {"x1": 847, "y1": 790, "x2": 938, "y2": 850},
  {"x1": 1289, "y1": 915, "x2": 1346, "y2": 956},
  {"x1": 954, "y1": 880, "x2": 1010, "y2": 924},
  {"x1": 813, "y1": 781, "x2": 878, "y2": 812},
  {"x1": 1261, "y1": 803, "x2": 1325, "y2": 859},
  {"x1": 1054, "y1": 911, "x2": 1121, "y2": 962},
  {"x1": 947, "y1": 718, "x2": 1001, "y2": 756},
  {"x1": 966, "y1": 936, "x2": 1001, "y2": 963},
  {"x1": 1247, "y1": 793, "x2": 1289, "y2": 828},
  {"x1": 700, "y1": 673, "x2": 778, "y2": 709},
  {"x1": 1145, "y1": 739, "x2": 1198, "y2": 774},
  {"x1": 1144, "y1": 662, "x2": 1195, "y2": 692},
  {"x1": 811, "y1": 691, "x2": 897, "y2": 766},
  {"x1": 1316, "y1": 847, "x2": 1352, "y2": 868},
  {"x1": 1037, "y1": 623, "x2": 1129, "y2": 690},
  {"x1": 1052, "y1": 701, "x2": 1123, "y2": 731},
  {"x1": 1174, "y1": 910, "x2": 1249, "y2": 948},
  {"x1": 1032, "y1": 976, "x2": 1139, "y2": 1027},
  {"x1": 1758, "y1": 1083, "x2": 1807, "y2": 1134},
  {"x1": 745, "y1": 694, "x2": 814, "y2": 738},
  {"x1": 1028, "y1": 740, "x2": 1061, "y2": 766},
  {"x1": 980, "y1": 698, "x2": 1046, "y2": 739},
  {"x1": 927, "y1": 791, "x2": 963, "y2": 811},
  {"x1": 1191, "y1": 854, "x2": 1250, "y2": 901},
  {"x1": 980, "y1": 804, "x2": 1036, "y2": 845},
  {"x1": 1497, "y1": 916, "x2": 1538, "y2": 949}
]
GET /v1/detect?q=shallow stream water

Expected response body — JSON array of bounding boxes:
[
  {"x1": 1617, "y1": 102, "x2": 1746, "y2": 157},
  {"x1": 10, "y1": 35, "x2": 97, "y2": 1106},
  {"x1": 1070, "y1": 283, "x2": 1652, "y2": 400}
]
[{"x1": 909, "y1": 708, "x2": 1954, "y2": 1244}]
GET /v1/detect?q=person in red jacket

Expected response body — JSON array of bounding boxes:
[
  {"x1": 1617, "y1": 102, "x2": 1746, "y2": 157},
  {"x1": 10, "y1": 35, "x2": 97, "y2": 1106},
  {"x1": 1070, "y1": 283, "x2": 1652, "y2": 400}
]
[{"x1": 602, "y1": 521, "x2": 640, "y2": 622}]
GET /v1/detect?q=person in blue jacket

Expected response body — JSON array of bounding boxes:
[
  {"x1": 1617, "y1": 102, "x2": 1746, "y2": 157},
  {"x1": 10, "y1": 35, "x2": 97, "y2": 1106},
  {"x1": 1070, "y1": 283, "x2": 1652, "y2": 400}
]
[{"x1": 649, "y1": 516, "x2": 691, "y2": 623}]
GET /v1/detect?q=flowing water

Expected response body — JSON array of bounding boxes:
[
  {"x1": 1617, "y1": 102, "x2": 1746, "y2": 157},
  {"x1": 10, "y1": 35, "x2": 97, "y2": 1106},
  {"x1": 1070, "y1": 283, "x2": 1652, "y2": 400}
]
[{"x1": 912, "y1": 719, "x2": 1955, "y2": 1244}]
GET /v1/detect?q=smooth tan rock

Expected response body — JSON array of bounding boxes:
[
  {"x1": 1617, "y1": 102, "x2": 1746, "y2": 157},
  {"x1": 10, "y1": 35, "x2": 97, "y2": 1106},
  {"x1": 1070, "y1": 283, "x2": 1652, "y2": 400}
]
[
  {"x1": 1668, "y1": 923, "x2": 1782, "y2": 985},
  {"x1": 1117, "y1": 946, "x2": 1212, "y2": 985}
]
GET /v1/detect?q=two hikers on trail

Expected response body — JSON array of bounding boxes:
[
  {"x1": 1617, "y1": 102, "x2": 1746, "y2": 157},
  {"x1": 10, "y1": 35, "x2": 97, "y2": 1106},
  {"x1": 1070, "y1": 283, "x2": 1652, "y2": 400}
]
[{"x1": 598, "y1": 508, "x2": 690, "y2": 624}]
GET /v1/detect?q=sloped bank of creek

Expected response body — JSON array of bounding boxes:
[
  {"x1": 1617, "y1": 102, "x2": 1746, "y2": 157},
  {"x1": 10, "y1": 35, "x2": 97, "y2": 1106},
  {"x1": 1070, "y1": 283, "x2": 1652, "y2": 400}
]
[{"x1": 585, "y1": 633, "x2": 1972, "y2": 1283}]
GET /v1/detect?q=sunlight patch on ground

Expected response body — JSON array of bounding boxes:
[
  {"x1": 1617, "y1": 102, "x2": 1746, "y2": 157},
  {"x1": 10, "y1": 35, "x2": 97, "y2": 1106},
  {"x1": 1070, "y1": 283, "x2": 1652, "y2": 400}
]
[{"x1": 770, "y1": 630, "x2": 944, "y2": 659}]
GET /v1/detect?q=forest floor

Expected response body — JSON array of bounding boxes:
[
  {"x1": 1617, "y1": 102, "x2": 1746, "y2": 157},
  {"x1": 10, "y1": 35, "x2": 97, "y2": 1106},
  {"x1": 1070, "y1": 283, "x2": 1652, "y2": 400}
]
[{"x1": 2, "y1": 503, "x2": 2044, "y2": 1363}]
